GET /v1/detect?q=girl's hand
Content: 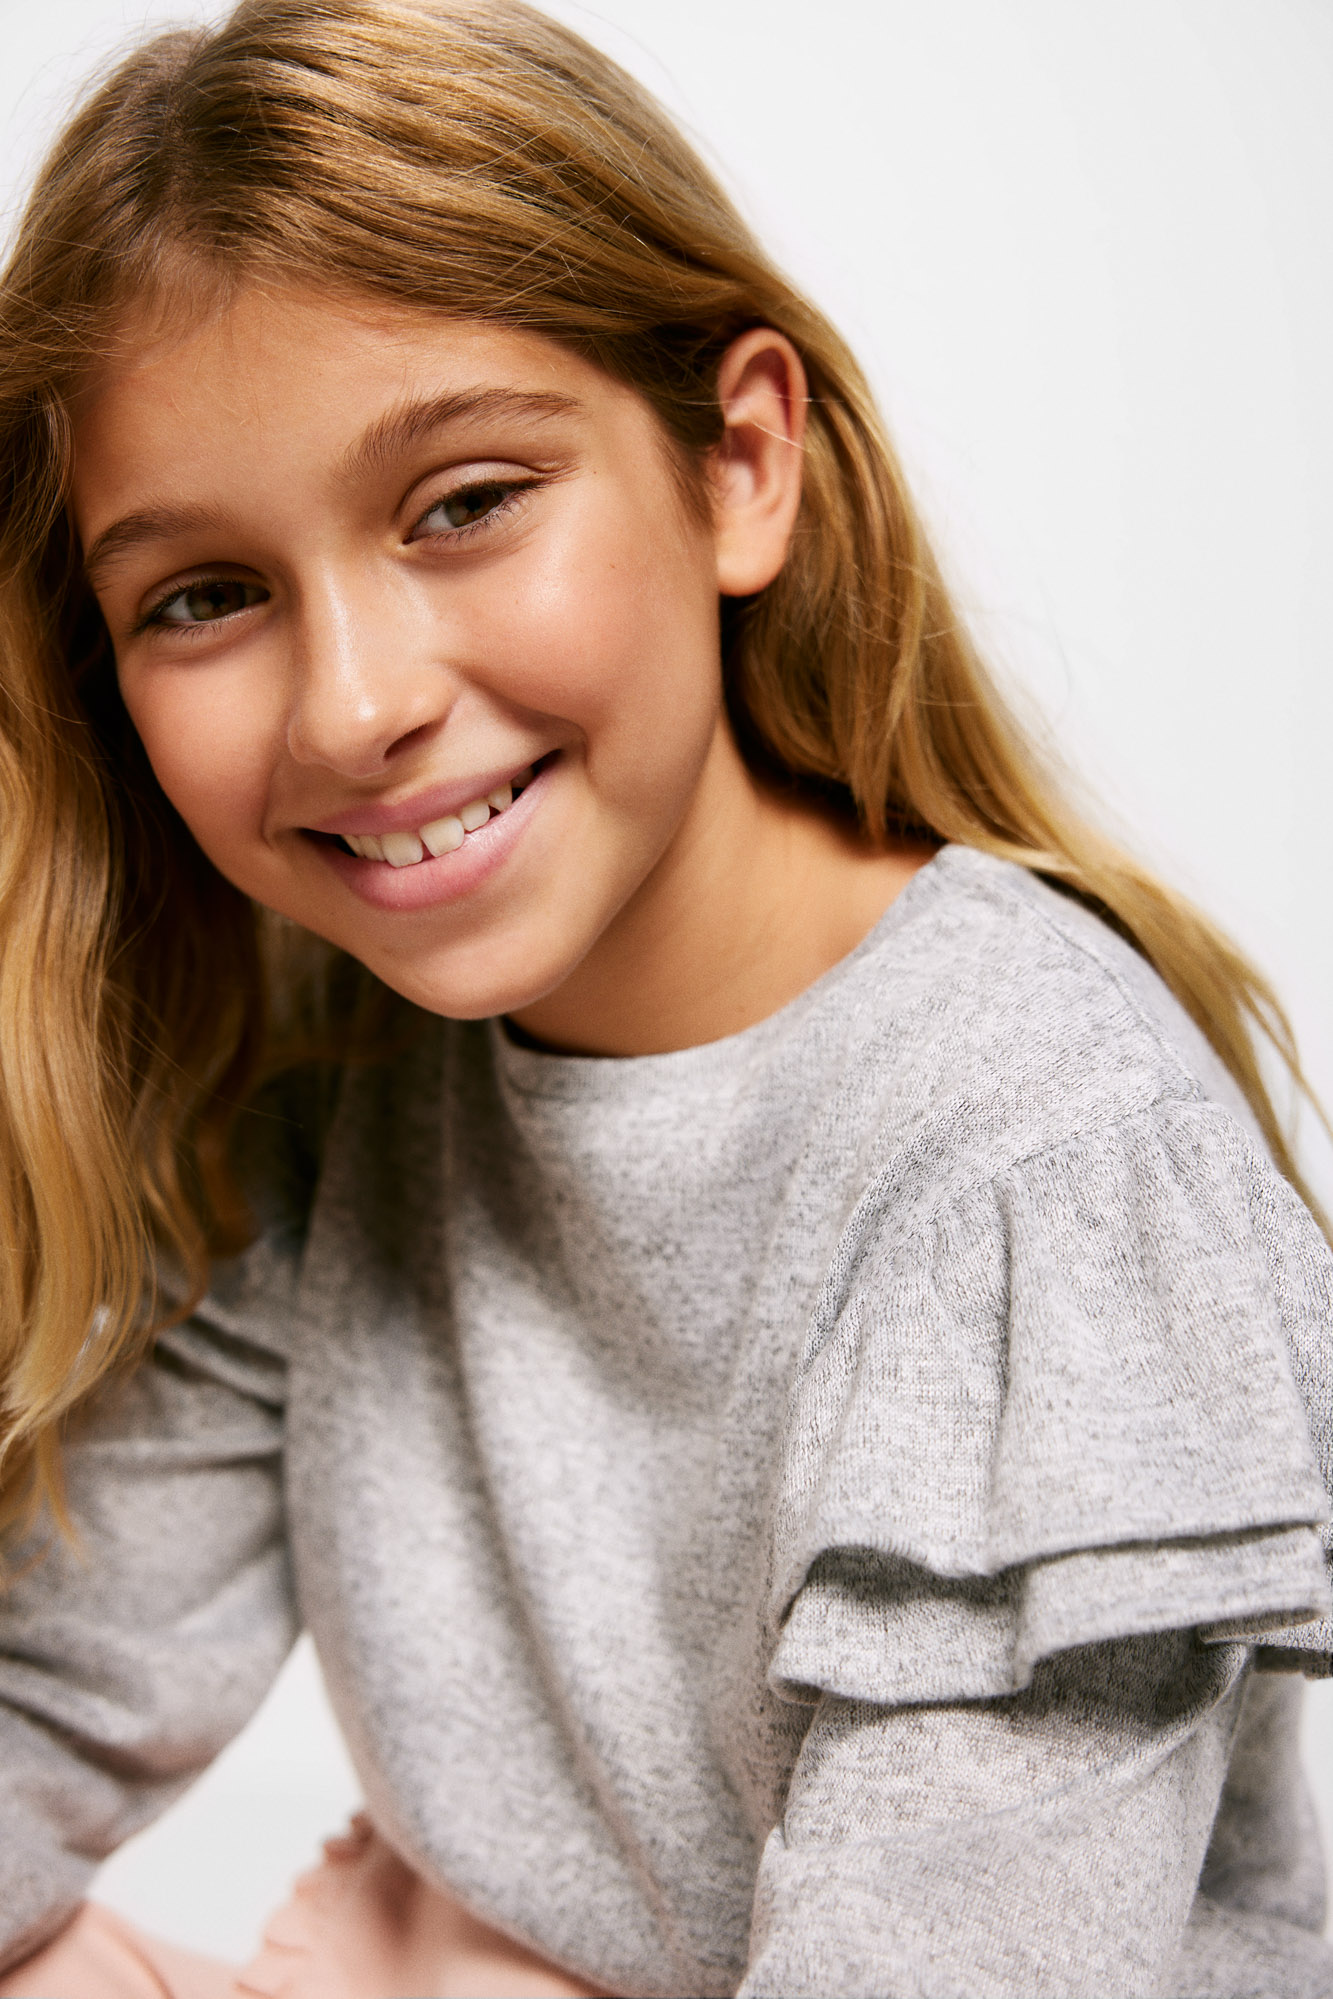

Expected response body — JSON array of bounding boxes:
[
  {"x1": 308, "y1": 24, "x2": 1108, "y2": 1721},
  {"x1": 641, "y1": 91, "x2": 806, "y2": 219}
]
[
  {"x1": 0, "y1": 1902, "x2": 236, "y2": 1998},
  {"x1": 0, "y1": 1825, "x2": 607, "y2": 1999},
  {"x1": 236, "y1": 1814, "x2": 608, "y2": 1999}
]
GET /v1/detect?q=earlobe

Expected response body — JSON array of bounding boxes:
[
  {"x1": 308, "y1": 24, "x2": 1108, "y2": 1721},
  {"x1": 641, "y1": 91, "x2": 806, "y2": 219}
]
[{"x1": 710, "y1": 328, "x2": 808, "y2": 598}]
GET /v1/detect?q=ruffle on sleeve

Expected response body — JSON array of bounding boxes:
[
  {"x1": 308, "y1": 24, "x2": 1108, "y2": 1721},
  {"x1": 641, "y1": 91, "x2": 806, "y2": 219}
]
[{"x1": 769, "y1": 1100, "x2": 1333, "y2": 1704}]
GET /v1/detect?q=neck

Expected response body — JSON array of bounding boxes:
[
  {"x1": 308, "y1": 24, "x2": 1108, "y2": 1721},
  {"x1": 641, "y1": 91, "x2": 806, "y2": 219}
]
[{"x1": 507, "y1": 728, "x2": 934, "y2": 1058}]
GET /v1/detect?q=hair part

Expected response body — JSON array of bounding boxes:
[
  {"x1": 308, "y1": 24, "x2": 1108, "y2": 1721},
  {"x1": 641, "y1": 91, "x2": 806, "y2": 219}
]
[{"x1": 0, "y1": 0, "x2": 1324, "y2": 1534}]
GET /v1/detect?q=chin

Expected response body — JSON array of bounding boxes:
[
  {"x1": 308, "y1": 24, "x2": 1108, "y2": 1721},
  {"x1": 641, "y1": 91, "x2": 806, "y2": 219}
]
[{"x1": 366, "y1": 943, "x2": 575, "y2": 1026}]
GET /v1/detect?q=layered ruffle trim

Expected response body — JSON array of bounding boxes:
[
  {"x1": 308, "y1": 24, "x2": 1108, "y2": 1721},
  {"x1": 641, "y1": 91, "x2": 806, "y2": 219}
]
[{"x1": 769, "y1": 1100, "x2": 1333, "y2": 1701}]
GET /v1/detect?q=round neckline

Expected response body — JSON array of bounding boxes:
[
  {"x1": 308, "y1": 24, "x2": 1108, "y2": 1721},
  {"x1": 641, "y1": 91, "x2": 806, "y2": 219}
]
[{"x1": 491, "y1": 842, "x2": 964, "y2": 1102}]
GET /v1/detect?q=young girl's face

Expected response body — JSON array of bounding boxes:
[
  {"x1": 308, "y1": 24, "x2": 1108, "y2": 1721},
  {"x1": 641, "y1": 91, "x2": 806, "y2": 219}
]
[{"x1": 71, "y1": 286, "x2": 800, "y2": 1028}]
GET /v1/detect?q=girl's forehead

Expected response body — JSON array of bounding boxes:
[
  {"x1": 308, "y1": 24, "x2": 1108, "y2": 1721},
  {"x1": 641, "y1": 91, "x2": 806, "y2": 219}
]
[
  {"x1": 70, "y1": 285, "x2": 626, "y2": 527},
  {"x1": 84, "y1": 283, "x2": 596, "y2": 414},
  {"x1": 68, "y1": 282, "x2": 668, "y2": 566}
]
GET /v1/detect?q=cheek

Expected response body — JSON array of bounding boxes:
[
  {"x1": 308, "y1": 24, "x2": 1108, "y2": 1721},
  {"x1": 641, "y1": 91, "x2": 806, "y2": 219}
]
[
  {"x1": 118, "y1": 667, "x2": 276, "y2": 852},
  {"x1": 481, "y1": 487, "x2": 721, "y2": 780}
]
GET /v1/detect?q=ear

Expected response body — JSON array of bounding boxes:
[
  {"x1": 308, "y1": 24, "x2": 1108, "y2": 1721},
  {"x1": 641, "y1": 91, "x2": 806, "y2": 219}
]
[{"x1": 708, "y1": 328, "x2": 808, "y2": 597}]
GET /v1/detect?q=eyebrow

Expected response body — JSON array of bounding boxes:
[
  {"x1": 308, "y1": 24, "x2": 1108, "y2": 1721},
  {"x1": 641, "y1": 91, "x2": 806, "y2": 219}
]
[
  {"x1": 83, "y1": 504, "x2": 229, "y2": 588},
  {"x1": 341, "y1": 387, "x2": 585, "y2": 482},
  {"x1": 81, "y1": 387, "x2": 585, "y2": 588}
]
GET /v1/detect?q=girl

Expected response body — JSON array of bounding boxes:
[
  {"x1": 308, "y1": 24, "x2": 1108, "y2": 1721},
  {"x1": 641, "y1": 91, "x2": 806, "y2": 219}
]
[{"x1": 0, "y1": 2, "x2": 1330, "y2": 1994}]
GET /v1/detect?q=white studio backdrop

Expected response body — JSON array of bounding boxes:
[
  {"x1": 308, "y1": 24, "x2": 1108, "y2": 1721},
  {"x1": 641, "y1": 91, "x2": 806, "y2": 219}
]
[{"x1": 2, "y1": 0, "x2": 1331, "y2": 1959}]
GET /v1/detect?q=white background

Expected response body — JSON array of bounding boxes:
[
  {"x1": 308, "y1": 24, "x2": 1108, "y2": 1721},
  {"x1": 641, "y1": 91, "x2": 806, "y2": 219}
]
[{"x1": 2, "y1": 0, "x2": 1331, "y2": 1961}]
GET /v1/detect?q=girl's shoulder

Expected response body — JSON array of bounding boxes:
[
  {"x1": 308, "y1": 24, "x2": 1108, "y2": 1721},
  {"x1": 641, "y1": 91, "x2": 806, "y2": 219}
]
[
  {"x1": 772, "y1": 847, "x2": 1333, "y2": 1698},
  {"x1": 842, "y1": 843, "x2": 1260, "y2": 1174}
]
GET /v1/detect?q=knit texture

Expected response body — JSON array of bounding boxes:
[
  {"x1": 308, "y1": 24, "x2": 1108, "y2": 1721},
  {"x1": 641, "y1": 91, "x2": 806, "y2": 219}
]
[{"x1": 0, "y1": 847, "x2": 1330, "y2": 1996}]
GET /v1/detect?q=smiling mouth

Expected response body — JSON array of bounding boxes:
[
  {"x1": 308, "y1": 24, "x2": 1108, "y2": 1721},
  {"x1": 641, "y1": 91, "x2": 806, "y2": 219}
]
[{"x1": 319, "y1": 764, "x2": 536, "y2": 868}]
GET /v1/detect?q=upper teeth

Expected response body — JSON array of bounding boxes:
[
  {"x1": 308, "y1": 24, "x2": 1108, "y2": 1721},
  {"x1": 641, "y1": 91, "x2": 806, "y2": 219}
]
[{"x1": 343, "y1": 777, "x2": 525, "y2": 866}]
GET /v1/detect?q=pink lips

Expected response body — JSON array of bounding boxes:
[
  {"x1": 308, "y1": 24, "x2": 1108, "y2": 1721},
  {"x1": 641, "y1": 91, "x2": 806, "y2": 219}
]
[
  {"x1": 310, "y1": 753, "x2": 550, "y2": 913},
  {"x1": 308, "y1": 757, "x2": 538, "y2": 841}
]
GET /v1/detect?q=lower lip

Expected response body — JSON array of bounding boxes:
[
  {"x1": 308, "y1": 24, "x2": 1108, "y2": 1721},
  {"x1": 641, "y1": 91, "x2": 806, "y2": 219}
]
[{"x1": 309, "y1": 761, "x2": 552, "y2": 913}]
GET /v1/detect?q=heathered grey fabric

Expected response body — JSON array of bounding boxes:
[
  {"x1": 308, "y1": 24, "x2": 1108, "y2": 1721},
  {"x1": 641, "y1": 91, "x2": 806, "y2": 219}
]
[{"x1": 1, "y1": 844, "x2": 1332, "y2": 1996}]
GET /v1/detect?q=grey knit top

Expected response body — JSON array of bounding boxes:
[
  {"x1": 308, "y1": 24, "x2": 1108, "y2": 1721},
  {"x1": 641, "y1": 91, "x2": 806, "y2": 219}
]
[{"x1": 1, "y1": 846, "x2": 1332, "y2": 1997}]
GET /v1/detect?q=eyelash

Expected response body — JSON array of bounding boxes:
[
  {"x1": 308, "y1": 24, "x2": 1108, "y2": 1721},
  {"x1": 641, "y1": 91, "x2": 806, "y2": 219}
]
[
  {"x1": 408, "y1": 476, "x2": 538, "y2": 544},
  {"x1": 133, "y1": 580, "x2": 260, "y2": 639},
  {"x1": 133, "y1": 477, "x2": 539, "y2": 636}
]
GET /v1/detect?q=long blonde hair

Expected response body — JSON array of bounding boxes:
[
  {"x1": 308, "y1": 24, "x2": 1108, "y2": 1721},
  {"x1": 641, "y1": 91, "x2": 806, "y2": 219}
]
[{"x1": 0, "y1": 0, "x2": 1322, "y2": 1529}]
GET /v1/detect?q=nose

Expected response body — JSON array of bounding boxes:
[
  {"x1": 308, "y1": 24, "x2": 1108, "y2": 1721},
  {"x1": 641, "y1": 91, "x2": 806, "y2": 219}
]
[{"x1": 284, "y1": 568, "x2": 456, "y2": 777}]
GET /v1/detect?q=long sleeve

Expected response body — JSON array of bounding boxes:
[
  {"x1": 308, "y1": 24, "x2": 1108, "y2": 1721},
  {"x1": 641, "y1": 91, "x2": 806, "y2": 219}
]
[
  {"x1": 0, "y1": 1313, "x2": 294, "y2": 1968},
  {"x1": 743, "y1": 1096, "x2": 1333, "y2": 1996},
  {"x1": 741, "y1": 1630, "x2": 1257, "y2": 1998},
  {"x1": 0, "y1": 1073, "x2": 326, "y2": 1970}
]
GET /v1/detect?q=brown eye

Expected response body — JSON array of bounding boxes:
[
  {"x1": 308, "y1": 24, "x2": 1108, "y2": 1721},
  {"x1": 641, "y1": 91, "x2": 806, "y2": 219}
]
[
  {"x1": 415, "y1": 482, "x2": 519, "y2": 538},
  {"x1": 444, "y1": 482, "x2": 507, "y2": 527},
  {"x1": 155, "y1": 579, "x2": 267, "y2": 626}
]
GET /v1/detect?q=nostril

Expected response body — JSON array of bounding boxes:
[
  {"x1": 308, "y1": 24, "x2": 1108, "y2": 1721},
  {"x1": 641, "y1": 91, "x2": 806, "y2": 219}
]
[{"x1": 384, "y1": 714, "x2": 448, "y2": 764}]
